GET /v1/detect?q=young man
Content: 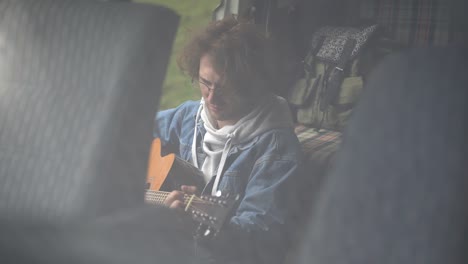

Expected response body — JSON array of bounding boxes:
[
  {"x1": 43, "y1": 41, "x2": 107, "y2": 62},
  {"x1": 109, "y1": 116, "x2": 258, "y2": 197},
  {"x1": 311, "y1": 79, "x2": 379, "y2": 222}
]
[{"x1": 154, "y1": 16, "x2": 303, "y2": 263}]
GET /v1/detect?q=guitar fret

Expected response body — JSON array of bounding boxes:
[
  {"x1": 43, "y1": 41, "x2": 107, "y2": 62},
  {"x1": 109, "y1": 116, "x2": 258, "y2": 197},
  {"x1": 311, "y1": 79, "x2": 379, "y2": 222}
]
[{"x1": 144, "y1": 191, "x2": 168, "y2": 205}]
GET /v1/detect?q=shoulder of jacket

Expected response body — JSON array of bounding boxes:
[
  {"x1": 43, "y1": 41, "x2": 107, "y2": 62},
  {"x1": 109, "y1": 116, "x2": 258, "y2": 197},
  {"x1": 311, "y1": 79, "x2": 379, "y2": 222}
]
[
  {"x1": 235, "y1": 128, "x2": 299, "y2": 153},
  {"x1": 176, "y1": 100, "x2": 200, "y2": 111},
  {"x1": 258, "y1": 127, "x2": 299, "y2": 143},
  {"x1": 163, "y1": 100, "x2": 201, "y2": 119}
]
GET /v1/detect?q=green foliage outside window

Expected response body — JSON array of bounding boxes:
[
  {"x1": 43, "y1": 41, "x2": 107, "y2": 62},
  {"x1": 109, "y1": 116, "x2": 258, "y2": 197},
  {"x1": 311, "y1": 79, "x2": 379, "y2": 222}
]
[{"x1": 135, "y1": 0, "x2": 220, "y2": 110}]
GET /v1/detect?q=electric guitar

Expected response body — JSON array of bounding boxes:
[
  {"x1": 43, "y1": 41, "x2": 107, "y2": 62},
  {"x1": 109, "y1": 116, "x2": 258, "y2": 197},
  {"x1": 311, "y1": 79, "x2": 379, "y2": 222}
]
[{"x1": 145, "y1": 138, "x2": 239, "y2": 237}]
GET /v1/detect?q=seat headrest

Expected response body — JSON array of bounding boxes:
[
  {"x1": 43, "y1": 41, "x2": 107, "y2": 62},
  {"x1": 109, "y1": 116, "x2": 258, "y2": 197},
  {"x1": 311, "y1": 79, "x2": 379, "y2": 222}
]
[{"x1": 0, "y1": 0, "x2": 179, "y2": 223}]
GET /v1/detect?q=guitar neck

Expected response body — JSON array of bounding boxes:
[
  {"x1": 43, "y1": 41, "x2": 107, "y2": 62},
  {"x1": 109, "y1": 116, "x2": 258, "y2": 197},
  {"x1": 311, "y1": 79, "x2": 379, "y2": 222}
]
[
  {"x1": 144, "y1": 188, "x2": 239, "y2": 237},
  {"x1": 144, "y1": 190, "x2": 194, "y2": 207}
]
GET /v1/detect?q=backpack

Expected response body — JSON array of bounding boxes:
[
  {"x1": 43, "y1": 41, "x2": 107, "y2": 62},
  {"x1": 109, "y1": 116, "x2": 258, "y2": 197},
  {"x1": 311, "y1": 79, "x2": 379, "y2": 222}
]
[{"x1": 289, "y1": 24, "x2": 379, "y2": 131}]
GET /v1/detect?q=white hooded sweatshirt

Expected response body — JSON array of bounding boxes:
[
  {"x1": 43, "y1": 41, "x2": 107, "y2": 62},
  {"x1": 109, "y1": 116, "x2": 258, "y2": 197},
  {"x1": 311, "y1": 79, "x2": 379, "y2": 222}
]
[{"x1": 191, "y1": 95, "x2": 294, "y2": 195}]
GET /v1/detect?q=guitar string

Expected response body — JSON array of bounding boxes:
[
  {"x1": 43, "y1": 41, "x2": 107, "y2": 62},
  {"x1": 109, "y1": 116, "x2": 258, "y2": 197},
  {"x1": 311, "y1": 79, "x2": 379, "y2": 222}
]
[
  {"x1": 144, "y1": 196, "x2": 212, "y2": 206},
  {"x1": 145, "y1": 191, "x2": 208, "y2": 203},
  {"x1": 145, "y1": 190, "x2": 208, "y2": 203},
  {"x1": 145, "y1": 194, "x2": 215, "y2": 204},
  {"x1": 144, "y1": 195, "x2": 213, "y2": 206},
  {"x1": 144, "y1": 194, "x2": 223, "y2": 225},
  {"x1": 144, "y1": 194, "x2": 214, "y2": 216},
  {"x1": 144, "y1": 195, "x2": 219, "y2": 217}
]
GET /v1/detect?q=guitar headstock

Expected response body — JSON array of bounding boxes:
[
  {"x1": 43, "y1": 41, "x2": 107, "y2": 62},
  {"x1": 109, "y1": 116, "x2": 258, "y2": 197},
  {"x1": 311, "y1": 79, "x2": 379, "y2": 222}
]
[{"x1": 187, "y1": 193, "x2": 240, "y2": 238}]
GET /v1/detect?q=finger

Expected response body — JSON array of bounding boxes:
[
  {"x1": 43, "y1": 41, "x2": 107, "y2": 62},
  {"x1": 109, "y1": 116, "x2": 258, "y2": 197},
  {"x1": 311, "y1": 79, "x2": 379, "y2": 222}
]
[
  {"x1": 169, "y1": 200, "x2": 184, "y2": 210},
  {"x1": 163, "y1": 191, "x2": 184, "y2": 207},
  {"x1": 181, "y1": 185, "x2": 198, "y2": 194}
]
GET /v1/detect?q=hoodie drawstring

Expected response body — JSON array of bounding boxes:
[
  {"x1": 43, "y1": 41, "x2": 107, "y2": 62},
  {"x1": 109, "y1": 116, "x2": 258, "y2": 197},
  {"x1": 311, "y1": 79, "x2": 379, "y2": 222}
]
[
  {"x1": 191, "y1": 102, "x2": 203, "y2": 169},
  {"x1": 211, "y1": 132, "x2": 234, "y2": 196}
]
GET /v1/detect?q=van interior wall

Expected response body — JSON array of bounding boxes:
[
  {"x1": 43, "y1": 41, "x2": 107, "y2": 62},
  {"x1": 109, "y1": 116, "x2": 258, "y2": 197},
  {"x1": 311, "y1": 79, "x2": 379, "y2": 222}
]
[
  {"x1": 265, "y1": 0, "x2": 468, "y2": 53},
  {"x1": 253, "y1": 0, "x2": 467, "y2": 96}
]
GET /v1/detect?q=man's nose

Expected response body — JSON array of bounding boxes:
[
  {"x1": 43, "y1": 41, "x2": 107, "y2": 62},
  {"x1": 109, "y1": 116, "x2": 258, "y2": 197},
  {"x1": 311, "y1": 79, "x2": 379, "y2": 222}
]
[{"x1": 206, "y1": 89, "x2": 223, "y2": 103}]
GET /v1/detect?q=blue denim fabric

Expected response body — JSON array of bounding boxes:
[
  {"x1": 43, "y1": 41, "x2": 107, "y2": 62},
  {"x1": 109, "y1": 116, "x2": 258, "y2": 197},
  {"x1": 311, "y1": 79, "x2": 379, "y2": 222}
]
[{"x1": 154, "y1": 100, "x2": 303, "y2": 262}]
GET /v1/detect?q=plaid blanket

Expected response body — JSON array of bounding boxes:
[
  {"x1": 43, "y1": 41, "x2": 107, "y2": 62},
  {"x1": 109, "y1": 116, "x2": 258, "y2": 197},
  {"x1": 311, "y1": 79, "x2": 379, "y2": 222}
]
[
  {"x1": 359, "y1": 0, "x2": 466, "y2": 47},
  {"x1": 295, "y1": 125, "x2": 342, "y2": 170}
]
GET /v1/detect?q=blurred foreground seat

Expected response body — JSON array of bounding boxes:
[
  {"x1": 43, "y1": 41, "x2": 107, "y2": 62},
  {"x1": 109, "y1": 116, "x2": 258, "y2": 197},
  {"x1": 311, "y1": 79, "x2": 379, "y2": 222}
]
[
  {"x1": 297, "y1": 47, "x2": 468, "y2": 264},
  {"x1": 0, "y1": 0, "x2": 195, "y2": 263}
]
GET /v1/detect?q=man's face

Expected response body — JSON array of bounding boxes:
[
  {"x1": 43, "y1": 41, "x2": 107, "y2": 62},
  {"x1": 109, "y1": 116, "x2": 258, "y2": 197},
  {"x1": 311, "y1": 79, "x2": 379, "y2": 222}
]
[{"x1": 198, "y1": 54, "x2": 252, "y2": 127}]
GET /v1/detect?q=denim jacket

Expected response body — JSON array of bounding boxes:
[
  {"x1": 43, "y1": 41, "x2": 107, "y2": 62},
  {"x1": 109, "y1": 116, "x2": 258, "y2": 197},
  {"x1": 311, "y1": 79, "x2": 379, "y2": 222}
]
[{"x1": 154, "y1": 100, "x2": 303, "y2": 263}]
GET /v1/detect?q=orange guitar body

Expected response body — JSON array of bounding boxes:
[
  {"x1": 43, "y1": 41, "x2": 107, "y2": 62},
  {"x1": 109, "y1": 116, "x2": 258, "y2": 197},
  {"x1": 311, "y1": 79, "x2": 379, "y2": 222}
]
[{"x1": 146, "y1": 138, "x2": 175, "y2": 191}]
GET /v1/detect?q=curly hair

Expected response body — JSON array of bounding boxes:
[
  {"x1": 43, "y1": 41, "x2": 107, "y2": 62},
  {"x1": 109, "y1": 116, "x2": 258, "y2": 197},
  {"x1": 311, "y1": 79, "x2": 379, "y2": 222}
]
[{"x1": 177, "y1": 16, "x2": 275, "y2": 98}]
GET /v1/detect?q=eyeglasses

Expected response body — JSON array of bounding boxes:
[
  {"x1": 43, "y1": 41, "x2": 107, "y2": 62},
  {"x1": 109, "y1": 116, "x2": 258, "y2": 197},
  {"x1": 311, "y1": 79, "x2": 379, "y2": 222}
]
[{"x1": 192, "y1": 78, "x2": 234, "y2": 97}]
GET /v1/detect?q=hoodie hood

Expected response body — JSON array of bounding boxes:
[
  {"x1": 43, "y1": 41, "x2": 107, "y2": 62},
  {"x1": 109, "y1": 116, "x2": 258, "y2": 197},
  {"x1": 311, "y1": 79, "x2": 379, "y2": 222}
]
[
  {"x1": 191, "y1": 95, "x2": 294, "y2": 195},
  {"x1": 201, "y1": 94, "x2": 294, "y2": 145}
]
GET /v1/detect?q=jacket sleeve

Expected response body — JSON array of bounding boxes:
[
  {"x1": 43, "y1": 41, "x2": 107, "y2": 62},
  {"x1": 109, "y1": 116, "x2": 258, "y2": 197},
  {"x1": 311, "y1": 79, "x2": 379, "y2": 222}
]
[
  {"x1": 201, "y1": 131, "x2": 304, "y2": 264},
  {"x1": 153, "y1": 101, "x2": 196, "y2": 156}
]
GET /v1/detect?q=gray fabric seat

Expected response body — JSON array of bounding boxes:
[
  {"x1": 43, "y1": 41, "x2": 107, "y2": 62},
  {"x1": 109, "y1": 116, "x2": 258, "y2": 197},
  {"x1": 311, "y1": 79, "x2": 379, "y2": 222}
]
[
  {"x1": 297, "y1": 47, "x2": 468, "y2": 263},
  {"x1": 0, "y1": 1, "x2": 198, "y2": 263},
  {"x1": 0, "y1": 0, "x2": 177, "y2": 222}
]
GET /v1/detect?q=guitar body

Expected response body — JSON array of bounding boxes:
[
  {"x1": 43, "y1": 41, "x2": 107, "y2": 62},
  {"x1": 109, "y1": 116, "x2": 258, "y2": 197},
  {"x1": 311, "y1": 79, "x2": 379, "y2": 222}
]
[
  {"x1": 145, "y1": 138, "x2": 239, "y2": 237},
  {"x1": 146, "y1": 138, "x2": 205, "y2": 192},
  {"x1": 146, "y1": 138, "x2": 174, "y2": 191}
]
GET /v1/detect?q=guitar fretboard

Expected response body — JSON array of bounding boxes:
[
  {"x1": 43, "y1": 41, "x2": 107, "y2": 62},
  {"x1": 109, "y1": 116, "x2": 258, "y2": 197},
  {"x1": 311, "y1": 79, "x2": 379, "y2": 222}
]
[{"x1": 144, "y1": 190, "x2": 199, "y2": 207}]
